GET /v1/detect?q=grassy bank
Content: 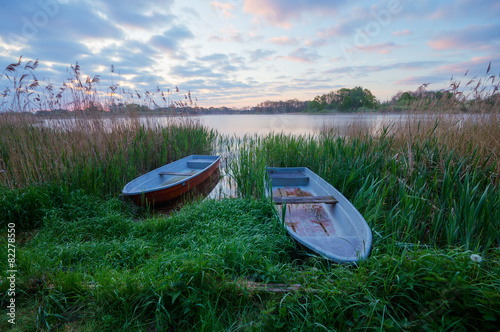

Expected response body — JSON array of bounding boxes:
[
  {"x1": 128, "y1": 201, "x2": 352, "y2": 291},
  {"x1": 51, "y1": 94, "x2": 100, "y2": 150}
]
[
  {"x1": 1, "y1": 189, "x2": 499, "y2": 331},
  {"x1": 1, "y1": 113, "x2": 500, "y2": 330}
]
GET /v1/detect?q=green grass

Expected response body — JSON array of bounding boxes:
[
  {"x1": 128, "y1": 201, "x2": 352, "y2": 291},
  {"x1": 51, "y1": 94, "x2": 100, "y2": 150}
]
[
  {"x1": 1, "y1": 190, "x2": 499, "y2": 331},
  {"x1": 0, "y1": 192, "x2": 294, "y2": 330},
  {"x1": 1, "y1": 115, "x2": 500, "y2": 330}
]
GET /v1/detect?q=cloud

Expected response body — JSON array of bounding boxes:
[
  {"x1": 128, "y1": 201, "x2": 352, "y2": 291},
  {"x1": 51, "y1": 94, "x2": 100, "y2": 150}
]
[
  {"x1": 318, "y1": 21, "x2": 356, "y2": 38},
  {"x1": 304, "y1": 39, "x2": 327, "y2": 47},
  {"x1": 428, "y1": 24, "x2": 500, "y2": 52},
  {"x1": 210, "y1": 1, "x2": 236, "y2": 19},
  {"x1": 150, "y1": 25, "x2": 194, "y2": 55},
  {"x1": 209, "y1": 25, "x2": 247, "y2": 43},
  {"x1": 395, "y1": 61, "x2": 444, "y2": 70},
  {"x1": 94, "y1": 0, "x2": 175, "y2": 29},
  {"x1": 352, "y1": 42, "x2": 402, "y2": 54},
  {"x1": 243, "y1": 0, "x2": 342, "y2": 28},
  {"x1": 25, "y1": 37, "x2": 91, "y2": 64},
  {"x1": 338, "y1": 41, "x2": 403, "y2": 61},
  {"x1": 392, "y1": 29, "x2": 411, "y2": 36},
  {"x1": 322, "y1": 65, "x2": 385, "y2": 79},
  {"x1": 249, "y1": 49, "x2": 275, "y2": 62},
  {"x1": 92, "y1": 40, "x2": 158, "y2": 71},
  {"x1": 321, "y1": 61, "x2": 445, "y2": 80},
  {"x1": 199, "y1": 54, "x2": 230, "y2": 63},
  {"x1": 278, "y1": 47, "x2": 320, "y2": 63},
  {"x1": 394, "y1": 75, "x2": 446, "y2": 86},
  {"x1": 197, "y1": 53, "x2": 248, "y2": 73},
  {"x1": 430, "y1": 0, "x2": 500, "y2": 20},
  {"x1": 170, "y1": 61, "x2": 227, "y2": 79},
  {"x1": 394, "y1": 56, "x2": 500, "y2": 93},
  {"x1": 127, "y1": 72, "x2": 168, "y2": 90},
  {"x1": 269, "y1": 36, "x2": 299, "y2": 46},
  {"x1": 317, "y1": 4, "x2": 401, "y2": 39},
  {"x1": 177, "y1": 77, "x2": 257, "y2": 107},
  {"x1": 2, "y1": 0, "x2": 124, "y2": 48},
  {"x1": 434, "y1": 56, "x2": 500, "y2": 77},
  {"x1": 0, "y1": 0, "x2": 180, "y2": 82}
]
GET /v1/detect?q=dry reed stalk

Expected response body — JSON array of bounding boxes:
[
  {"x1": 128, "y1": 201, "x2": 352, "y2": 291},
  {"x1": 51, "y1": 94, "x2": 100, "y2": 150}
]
[
  {"x1": 381, "y1": 65, "x2": 499, "y2": 173},
  {"x1": 1, "y1": 57, "x2": 192, "y2": 115}
]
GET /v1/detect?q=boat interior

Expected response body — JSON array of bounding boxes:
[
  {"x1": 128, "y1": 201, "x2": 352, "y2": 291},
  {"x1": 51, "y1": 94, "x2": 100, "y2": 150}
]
[{"x1": 124, "y1": 156, "x2": 219, "y2": 193}]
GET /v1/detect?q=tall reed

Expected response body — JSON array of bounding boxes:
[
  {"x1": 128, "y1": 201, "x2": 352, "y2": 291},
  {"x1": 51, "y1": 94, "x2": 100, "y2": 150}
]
[
  {"x1": 0, "y1": 112, "x2": 216, "y2": 196},
  {"x1": 386, "y1": 64, "x2": 500, "y2": 173}
]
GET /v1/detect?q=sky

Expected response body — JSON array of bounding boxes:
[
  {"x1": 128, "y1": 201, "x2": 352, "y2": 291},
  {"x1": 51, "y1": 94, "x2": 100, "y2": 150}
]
[{"x1": 0, "y1": 0, "x2": 499, "y2": 108}]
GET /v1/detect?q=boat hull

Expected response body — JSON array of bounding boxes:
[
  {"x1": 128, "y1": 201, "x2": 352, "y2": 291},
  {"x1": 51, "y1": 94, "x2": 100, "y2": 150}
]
[
  {"x1": 123, "y1": 155, "x2": 221, "y2": 206},
  {"x1": 267, "y1": 167, "x2": 372, "y2": 263}
]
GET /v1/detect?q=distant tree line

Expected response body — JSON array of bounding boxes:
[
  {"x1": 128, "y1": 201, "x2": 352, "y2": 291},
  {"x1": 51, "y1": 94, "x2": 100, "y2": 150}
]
[
  {"x1": 28, "y1": 85, "x2": 499, "y2": 117},
  {"x1": 307, "y1": 86, "x2": 378, "y2": 112},
  {"x1": 253, "y1": 99, "x2": 308, "y2": 113}
]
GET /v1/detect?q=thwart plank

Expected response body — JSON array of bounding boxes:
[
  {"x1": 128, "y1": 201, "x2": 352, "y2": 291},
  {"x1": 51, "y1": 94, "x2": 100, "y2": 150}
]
[
  {"x1": 159, "y1": 172, "x2": 195, "y2": 176},
  {"x1": 273, "y1": 195, "x2": 338, "y2": 205}
]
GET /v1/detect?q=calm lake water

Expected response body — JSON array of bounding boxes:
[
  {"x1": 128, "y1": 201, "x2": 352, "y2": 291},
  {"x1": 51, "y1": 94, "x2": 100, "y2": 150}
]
[
  {"x1": 188, "y1": 113, "x2": 410, "y2": 136},
  {"x1": 43, "y1": 112, "x2": 452, "y2": 137},
  {"x1": 42, "y1": 112, "x2": 481, "y2": 137}
]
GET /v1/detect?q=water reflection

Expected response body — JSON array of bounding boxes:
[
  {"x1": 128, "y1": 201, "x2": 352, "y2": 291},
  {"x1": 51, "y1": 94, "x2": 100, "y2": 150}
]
[{"x1": 153, "y1": 168, "x2": 222, "y2": 214}]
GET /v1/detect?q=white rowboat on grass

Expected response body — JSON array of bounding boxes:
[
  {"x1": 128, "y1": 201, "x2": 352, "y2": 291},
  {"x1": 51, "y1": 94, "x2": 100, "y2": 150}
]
[{"x1": 267, "y1": 167, "x2": 372, "y2": 263}]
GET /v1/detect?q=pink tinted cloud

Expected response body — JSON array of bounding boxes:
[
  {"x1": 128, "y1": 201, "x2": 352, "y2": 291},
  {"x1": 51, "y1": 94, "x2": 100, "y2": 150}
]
[
  {"x1": 428, "y1": 24, "x2": 500, "y2": 51},
  {"x1": 361, "y1": 42, "x2": 401, "y2": 54},
  {"x1": 317, "y1": 7, "x2": 371, "y2": 38},
  {"x1": 304, "y1": 39, "x2": 327, "y2": 47},
  {"x1": 210, "y1": 1, "x2": 236, "y2": 19},
  {"x1": 243, "y1": 0, "x2": 341, "y2": 28},
  {"x1": 435, "y1": 56, "x2": 498, "y2": 76},
  {"x1": 428, "y1": 39, "x2": 456, "y2": 51},
  {"x1": 276, "y1": 47, "x2": 320, "y2": 63},
  {"x1": 393, "y1": 29, "x2": 411, "y2": 36},
  {"x1": 346, "y1": 42, "x2": 402, "y2": 55},
  {"x1": 394, "y1": 76, "x2": 420, "y2": 86},
  {"x1": 394, "y1": 75, "x2": 444, "y2": 86},
  {"x1": 270, "y1": 36, "x2": 299, "y2": 45}
]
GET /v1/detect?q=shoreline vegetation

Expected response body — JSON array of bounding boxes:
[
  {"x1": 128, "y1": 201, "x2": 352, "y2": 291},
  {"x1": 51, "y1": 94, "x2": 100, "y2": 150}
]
[{"x1": 1, "y1": 58, "x2": 500, "y2": 330}]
